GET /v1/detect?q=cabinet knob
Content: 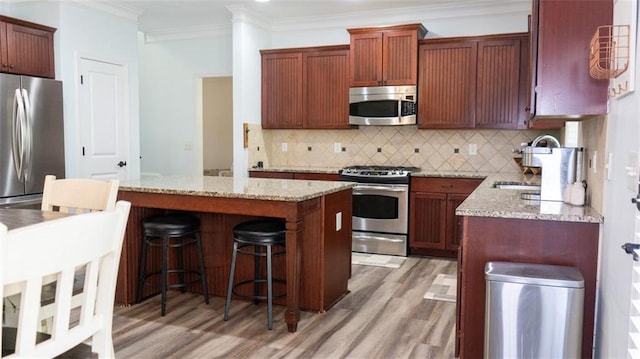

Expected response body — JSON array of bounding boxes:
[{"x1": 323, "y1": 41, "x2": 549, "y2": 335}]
[
  {"x1": 1, "y1": 63, "x2": 7, "y2": 67},
  {"x1": 524, "y1": 106, "x2": 531, "y2": 111},
  {"x1": 9, "y1": 64, "x2": 14, "y2": 69}
]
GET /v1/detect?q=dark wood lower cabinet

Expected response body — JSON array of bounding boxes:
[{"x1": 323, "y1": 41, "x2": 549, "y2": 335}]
[
  {"x1": 409, "y1": 177, "x2": 482, "y2": 257},
  {"x1": 458, "y1": 216, "x2": 599, "y2": 359},
  {"x1": 249, "y1": 171, "x2": 339, "y2": 182},
  {"x1": 248, "y1": 171, "x2": 295, "y2": 179}
]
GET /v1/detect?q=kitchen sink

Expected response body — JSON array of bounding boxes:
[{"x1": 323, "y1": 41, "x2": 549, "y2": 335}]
[{"x1": 492, "y1": 182, "x2": 541, "y2": 191}]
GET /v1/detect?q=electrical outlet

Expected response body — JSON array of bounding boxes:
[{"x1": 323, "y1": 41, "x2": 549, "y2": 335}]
[
  {"x1": 334, "y1": 142, "x2": 341, "y2": 153},
  {"x1": 184, "y1": 141, "x2": 193, "y2": 151},
  {"x1": 281, "y1": 142, "x2": 288, "y2": 152},
  {"x1": 469, "y1": 143, "x2": 477, "y2": 155}
]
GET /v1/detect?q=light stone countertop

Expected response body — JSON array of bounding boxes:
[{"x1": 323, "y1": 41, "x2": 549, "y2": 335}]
[
  {"x1": 243, "y1": 167, "x2": 603, "y2": 223},
  {"x1": 119, "y1": 175, "x2": 355, "y2": 202},
  {"x1": 455, "y1": 172, "x2": 603, "y2": 223},
  {"x1": 248, "y1": 166, "x2": 343, "y2": 174}
]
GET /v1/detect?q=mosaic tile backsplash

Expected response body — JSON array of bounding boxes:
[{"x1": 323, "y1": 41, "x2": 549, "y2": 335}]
[{"x1": 248, "y1": 124, "x2": 559, "y2": 173}]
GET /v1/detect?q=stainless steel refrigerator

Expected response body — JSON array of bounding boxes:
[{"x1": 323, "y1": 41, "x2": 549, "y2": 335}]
[{"x1": 0, "y1": 73, "x2": 65, "y2": 208}]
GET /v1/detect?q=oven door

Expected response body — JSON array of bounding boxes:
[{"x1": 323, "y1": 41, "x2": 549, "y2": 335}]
[{"x1": 352, "y1": 183, "x2": 408, "y2": 234}]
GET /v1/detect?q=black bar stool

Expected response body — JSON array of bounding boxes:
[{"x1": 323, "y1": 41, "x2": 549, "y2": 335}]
[
  {"x1": 137, "y1": 213, "x2": 209, "y2": 316},
  {"x1": 224, "y1": 219, "x2": 286, "y2": 330}
]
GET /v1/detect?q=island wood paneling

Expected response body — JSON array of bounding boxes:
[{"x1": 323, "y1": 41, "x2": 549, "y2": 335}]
[{"x1": 116, "y1": 189, "x2": 352, "y2": 317}]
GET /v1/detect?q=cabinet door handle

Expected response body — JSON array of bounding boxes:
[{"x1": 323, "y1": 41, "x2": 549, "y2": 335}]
[{"x1": 441, "y1": 184, "x2": 454, "y2": 188}]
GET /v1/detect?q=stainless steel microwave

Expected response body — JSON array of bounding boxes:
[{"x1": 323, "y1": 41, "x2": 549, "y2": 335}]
[{"x1": 349, "y1": 85, "x2": 417, "y2": 126}]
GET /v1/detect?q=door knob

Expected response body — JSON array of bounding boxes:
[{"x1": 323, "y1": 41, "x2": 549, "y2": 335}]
[
  {"x1": 622, "y1": 242, "x2": 640, "y2": 261},
  {"x1": 117, "y1": 161, "x2": 127, "y2": 168}
]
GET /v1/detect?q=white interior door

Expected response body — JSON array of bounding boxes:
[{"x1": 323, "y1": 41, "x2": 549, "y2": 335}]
[{"x1": 78, "y1": 57, "x2": 128, "y2": 180}]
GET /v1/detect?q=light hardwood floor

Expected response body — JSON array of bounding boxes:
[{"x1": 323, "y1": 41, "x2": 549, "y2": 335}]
[{"x1": 112, "y1": 256, "x2": 457, "y2": 358}]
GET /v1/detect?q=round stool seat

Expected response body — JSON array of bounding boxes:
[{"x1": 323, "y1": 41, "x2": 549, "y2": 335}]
[
  {"x1": 225, "y1": 218, "x2": 286, "y2": 330},
  {"x1": 143, "y1": 213, "x2": 200, "y2": 237},
  {"x1": 233, "y1": 219, "x2": 286, "y2": 245},
  {"x1": 137, "y1": 212, "x2": 209, "y2": 316}
]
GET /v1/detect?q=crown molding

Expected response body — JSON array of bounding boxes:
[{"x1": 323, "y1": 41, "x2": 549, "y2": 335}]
[
  {"x1": 81, "y1": 0, "x2": 530, "y2": 43},
  {"x1": 143, "y1": 24, "x2": 231, "y2": 44},
  {"x1": 68, "y1": 0, "x2": 141, "y2": 22},
  {"x1": 270, "y1": 0, "x2": 531, "y2": 32},
  {"x1": 226, "y1": 4, "x2": 271, "y2": 31}
]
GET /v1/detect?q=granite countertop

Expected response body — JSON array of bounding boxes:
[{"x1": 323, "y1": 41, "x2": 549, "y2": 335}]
[
  {"x1": 411, "y1": 170, "x2": 494, "y2": 179},
  {"x1": 244, "y1": 167, "x2": 603, "y2": 223},
  {"x1": 455, "y1": 173, "x2": 603, "y2": 223},
  {"x1": 119, "y1": 175, "x2": 355, "y2": 202},
  {"x1": 248, "y1": 166, "x2": 342, "y2": 174}
]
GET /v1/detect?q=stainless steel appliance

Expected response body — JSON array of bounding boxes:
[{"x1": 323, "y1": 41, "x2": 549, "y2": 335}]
[
  {"x1": 349, "y1": 85, "x2": 417, "y2": 126},
  {"x1": 0, "y1": 74, "x2": 65, "y2": 208},
  {"x1": 484, "y1": 261, "x2": 584, "y2": 358},
  {"x1": 521, "y1": 134, "x2": 579, "y2": 202},
  {"x1": 339, "y1": 165, "x2": 419, "y2": 256}
]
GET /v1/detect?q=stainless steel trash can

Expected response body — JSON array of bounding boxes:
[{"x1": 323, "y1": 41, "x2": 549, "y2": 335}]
[{"x1": 484, "y1": 261, "x2": 584, "y2": 358}]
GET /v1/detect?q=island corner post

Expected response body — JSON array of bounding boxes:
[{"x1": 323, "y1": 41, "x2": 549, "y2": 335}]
[{"x1": 115, "y1": 187, "x2": 352, "y2": 333}]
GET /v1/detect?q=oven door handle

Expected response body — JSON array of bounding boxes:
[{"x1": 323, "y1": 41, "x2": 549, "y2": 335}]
[
  {"x1": 353, "y1": 185, "x2": 407, "y2": 192},
  {"x1": 353, "y1": 233, "x2": 405, "y2": 243}
]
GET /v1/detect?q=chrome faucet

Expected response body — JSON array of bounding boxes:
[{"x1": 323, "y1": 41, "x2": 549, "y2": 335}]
[
  {"x1": 531, "y1": 134, "x2": 561, "y2": 148},
  {"x1": 521, "y1": 135, "x2": 577, "y2": 202}
]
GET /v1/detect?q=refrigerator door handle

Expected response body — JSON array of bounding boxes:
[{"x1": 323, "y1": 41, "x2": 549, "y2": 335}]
[
  {"x1": 12, "y1": 88, "x2": 26, "y2": 181},
  {"x1": 21, "y1": 89, "x2": 32, "y2": 181}
]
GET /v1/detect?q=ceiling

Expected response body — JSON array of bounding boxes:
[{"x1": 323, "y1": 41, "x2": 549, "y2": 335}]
[{"x1": 98, "y1": 0, "x2": 523, "y2": 39}]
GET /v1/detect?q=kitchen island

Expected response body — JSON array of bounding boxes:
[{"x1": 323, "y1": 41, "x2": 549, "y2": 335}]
[
  {"x1": 116, "y1": 175, "x2": 354, "y2": 332},
  {"x1": 455, "y1": 176, "x2": 603, "y2": 358}
]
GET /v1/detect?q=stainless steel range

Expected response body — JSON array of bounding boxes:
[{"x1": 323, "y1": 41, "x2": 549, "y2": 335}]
[{"x1": 339, "y1": 165, "x2": 420, "y2": 256}]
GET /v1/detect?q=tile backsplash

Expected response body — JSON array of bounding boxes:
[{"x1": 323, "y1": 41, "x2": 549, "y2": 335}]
[{"x1": 248, "y1": 124, "x2": 558, "y2": 173}]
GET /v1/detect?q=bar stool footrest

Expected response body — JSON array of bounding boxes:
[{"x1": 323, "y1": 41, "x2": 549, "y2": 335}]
[{"x1": 231, "y1": 278, "x2": 287, "y2": 302}]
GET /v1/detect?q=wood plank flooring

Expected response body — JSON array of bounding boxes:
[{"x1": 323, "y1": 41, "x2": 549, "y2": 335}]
[{"x1": 111, "y1": 256, "x2": 457, "y2": 358}]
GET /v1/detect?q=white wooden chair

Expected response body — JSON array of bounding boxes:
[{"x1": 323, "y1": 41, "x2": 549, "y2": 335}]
[
  {"x1": 2, "y1": 201, "x2": 131, "y2": 358},
  {"x1": 37, "y1": 175, "x2": 120, "y2": 331},
  {"x1": 41, "y1": 175, "x2": 119, "y2": 213}
]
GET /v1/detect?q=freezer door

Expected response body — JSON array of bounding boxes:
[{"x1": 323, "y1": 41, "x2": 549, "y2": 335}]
[
  {"x1": 21, "y1": 76, "x2": 65, "y2": 195},
  {"x1": 0, "y1": 73, "x2": 25, "y2": 198}
]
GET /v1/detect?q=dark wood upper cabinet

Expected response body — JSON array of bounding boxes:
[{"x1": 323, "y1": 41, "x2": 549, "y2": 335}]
[
  {"x1": 418, "y1": 33, "x2": 528, "y2": 129},
  {"x1": 529, "y1": 0, "x2": 612, "y2": 120},
  {"x1": 0, "y1": 15, "x2": 55, "y2": 79},
  {"x1": 418, "y1": 40, "x2": 477, "y2": 128},
  {"x1": 476, "y1": 39, "x2": 522, "y2": 129},
  {"x1": 303, "y1": 49, "x2": 350, "y2": 129},
  {"x1": 261, "y1": 51, "x2": 304, "y2": 129},
  {"x1": 261, "y1": 45, "x2": 350, "y2": 129},
  {"x1": 348, "y1": 24, "x2": 427, "y2": 87}
]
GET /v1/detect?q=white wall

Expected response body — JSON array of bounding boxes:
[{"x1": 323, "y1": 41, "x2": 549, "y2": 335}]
[
  {"x1": 136, "y1": 3, "x2": 530, "y2": 178},
  {"x1": 5, "y1": 2, "x2": 141, "y2": 180},
  {"x1": 595, "y1": 42, "x2": 640, "y2": 357},
  {"x1": 270, "y1": 12, "x2": 528, "y2": 49},
  {"x1": 231, "y1": 19, "x2": 271, "y2": 178},
  {"x1": 138, "y1": 34, "x2": 232, "y2": 175}
]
